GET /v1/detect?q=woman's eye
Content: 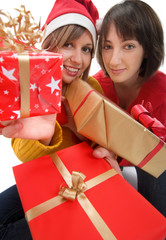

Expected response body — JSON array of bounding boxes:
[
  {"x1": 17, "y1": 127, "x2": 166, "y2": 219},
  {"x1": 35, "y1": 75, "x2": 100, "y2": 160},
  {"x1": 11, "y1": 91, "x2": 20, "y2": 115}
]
[
  {"x1": 82, "y1": 46, "x2": 92, "y2": 53},
  {"x1": 125, "y1": 44, "x2": 135, "y2": 50},
  {"x1": 64, "y1": 43, "x2": 72, "y2": 48},
  {"x1": 103, "y1": 45, "x2": 112, "y2": 50}
]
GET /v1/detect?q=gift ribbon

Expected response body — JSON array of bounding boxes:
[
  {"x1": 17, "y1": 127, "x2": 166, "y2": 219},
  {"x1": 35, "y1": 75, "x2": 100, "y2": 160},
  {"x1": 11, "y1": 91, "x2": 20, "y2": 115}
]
[
  {"x1": 18, "y1": 52, "x2": 30, "y2": 118},
  {"x1": 25, "y1": 153, "x2": 118, "y2": 240},
  {"x1": 0, "y1": 6, "x2": 43, "y2": 52},
  {"x1": 131, "y1": 104, "x2": 166, "y2": 142},
  {"x1": 73, "y1": 90, "x2": 95, "y2": 117},
  {"x1": 59, "y1": 171, "x2": 87, "y2": 200},
  {"x1": 137, "y1": 140, "x2": 164, "y2": 168}
]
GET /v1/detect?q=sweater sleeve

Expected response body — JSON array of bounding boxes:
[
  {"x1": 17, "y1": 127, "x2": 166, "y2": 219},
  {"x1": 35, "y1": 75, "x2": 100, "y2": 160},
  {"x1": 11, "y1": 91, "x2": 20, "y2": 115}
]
[
  {"x1": 11, "y1": 76, "x2": 104, "y2": 163},
  {"x1": 11, "y1": 121, "x2": 63, "y2": 162}
]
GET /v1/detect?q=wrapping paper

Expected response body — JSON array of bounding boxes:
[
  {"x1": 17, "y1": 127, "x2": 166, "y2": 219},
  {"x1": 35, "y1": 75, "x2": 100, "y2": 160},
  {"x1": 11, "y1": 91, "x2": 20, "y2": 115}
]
[
  {"x1": 0, "y1": 51, "x2": 62, "y2": 121},
  {"x1": 13, "y1": 142, "x2": 166, "y2": 240},
  {"x1": 65, "y1": 79, "x2": 166, "y2": 178}
]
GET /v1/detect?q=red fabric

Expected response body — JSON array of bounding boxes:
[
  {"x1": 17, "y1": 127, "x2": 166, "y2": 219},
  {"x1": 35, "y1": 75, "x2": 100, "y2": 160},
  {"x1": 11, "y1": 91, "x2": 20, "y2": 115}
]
[
  {"x1": 42, "y1": 0, "x2": 99, "y2": 30},
  {"x1": 56, "y1": 103, "x2": 68, "y2": 125},
  {"x1": 0, "y1": 51, "x2": 62, "y2": 121},
  {"x1": 93, "y1": 70, "x2": 166, "y2": 166},
  {"x1": 13, "y1": 142, "x2": 166, "y2": 240}
]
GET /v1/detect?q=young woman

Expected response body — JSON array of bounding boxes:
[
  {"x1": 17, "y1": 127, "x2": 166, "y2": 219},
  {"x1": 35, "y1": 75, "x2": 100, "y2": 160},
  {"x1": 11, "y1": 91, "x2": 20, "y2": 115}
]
[
  {"x1": 94, "y1": 0, "x2": 166, "y2": 216},
  {"x1": 0, "y1": 0, "x2": 122, "y2": 239}
]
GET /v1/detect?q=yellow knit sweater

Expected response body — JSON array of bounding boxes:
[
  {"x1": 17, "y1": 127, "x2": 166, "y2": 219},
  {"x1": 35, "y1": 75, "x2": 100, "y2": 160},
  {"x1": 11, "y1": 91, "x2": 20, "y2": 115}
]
[{"x1": 11, "y1": 77, "x2": 104, "y2": 162}]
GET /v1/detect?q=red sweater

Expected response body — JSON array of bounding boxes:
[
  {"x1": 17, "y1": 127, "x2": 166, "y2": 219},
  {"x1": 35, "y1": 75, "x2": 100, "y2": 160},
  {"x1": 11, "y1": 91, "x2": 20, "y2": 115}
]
[{"x1": 93, "y1": 70, "x2": 166, "y2": 166}]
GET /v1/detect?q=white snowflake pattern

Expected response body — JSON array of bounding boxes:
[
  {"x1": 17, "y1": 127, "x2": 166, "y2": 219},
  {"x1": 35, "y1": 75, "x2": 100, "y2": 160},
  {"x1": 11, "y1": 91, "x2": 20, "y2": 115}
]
[
  {"x1": 12, "y1": 53, "x2": 18, "y2": 59},
  {"x1": 0, "y1": 77, "x2": 3, "y2": 83},
  {"x1": 15, "y1": 97, "x2": 19, "y2": 102},
  {"x1": 13, "y1": 110, "x2": 20, "y2": 119},
  {"x1": 1, "y1": 66, "x2": 17, "y2": 81},
  {"x1": 0, "y1": 109, "x2": 4, "y2": 114},
  {"x1": 30, "y1": 83, "x2": 37, "y2": 91},
  {"x1": 45, "y1": 57, "x2": 50, "y2": 62},
  {"x1": 55, "y1": 92, "x2": 59, "y2": 96},
  {"x1": 34, "y1": 104, "x2": 39, "y2": 109},
  {"x1": 45, "y1": 109, "x2": 49, "y2": 112},
  {"x1": 46, "y1": 77, "x2": 61, "y2": 94},
  {"x1": 35, "y1": 65, "x2": 40, "y2": 69},
  {"x1": 58, "y1": 102, "x2": 61, "y2": 107},
  {"x1": 4, "y1": 90, "x2": 9, "y2": 95},
  {"x1": 0, "y1": 57, "x2": 4, "y2": 63},
  {"x1": 41, "y1": 69, "x2": 46, "y2": 75},
  {"x1": 10, "y1": 116, "x2": 15, "y2": 119}
]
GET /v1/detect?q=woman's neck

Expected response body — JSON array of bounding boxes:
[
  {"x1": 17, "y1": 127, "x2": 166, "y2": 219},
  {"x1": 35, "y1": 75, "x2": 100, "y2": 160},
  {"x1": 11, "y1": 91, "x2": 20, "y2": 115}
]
[{"x1": 114, "y1": 77, "x2": 143, "y2": 110}]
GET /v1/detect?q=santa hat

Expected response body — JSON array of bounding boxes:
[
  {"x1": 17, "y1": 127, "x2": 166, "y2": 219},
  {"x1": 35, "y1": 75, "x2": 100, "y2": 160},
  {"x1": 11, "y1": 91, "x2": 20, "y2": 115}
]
[{"x1": 42, "y1": 0, "x2": 99, "y2": 46}]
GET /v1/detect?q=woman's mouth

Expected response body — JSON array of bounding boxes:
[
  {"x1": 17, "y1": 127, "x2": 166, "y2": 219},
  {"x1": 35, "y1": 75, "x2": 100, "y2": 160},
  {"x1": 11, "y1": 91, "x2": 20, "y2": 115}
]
[
  {"x1": 64, "y1": 66, "x2": 80, "y2": 76},
  {"x1": 111, "y1": 68, "x2": 125, "y2": 75}
]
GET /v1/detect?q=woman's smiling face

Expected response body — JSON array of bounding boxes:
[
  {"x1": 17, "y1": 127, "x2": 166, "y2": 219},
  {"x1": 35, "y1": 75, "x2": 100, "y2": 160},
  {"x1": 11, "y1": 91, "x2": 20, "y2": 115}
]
[
  {"x1": 59, "y1": 30, "x2": 93, "y2": 84},
  {"x1": 102, "y1": 23, "x2": 144, "y2": 86}
]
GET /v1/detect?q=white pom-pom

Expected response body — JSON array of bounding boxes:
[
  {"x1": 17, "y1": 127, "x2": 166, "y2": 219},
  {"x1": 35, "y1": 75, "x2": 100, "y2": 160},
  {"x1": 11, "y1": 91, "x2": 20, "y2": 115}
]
[{"x1": 96, "y1": 18, "x2": 103, "y2": 34}]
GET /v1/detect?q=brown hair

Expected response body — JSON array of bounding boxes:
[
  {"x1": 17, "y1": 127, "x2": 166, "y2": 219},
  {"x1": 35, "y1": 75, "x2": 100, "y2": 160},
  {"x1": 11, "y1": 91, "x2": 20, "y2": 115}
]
[
  {"x1": 42, "y1": 24, "x2": 94, "y2": 80},
  {"x1": 97, "y1": 0, "x2": 165, "y2": 80}
]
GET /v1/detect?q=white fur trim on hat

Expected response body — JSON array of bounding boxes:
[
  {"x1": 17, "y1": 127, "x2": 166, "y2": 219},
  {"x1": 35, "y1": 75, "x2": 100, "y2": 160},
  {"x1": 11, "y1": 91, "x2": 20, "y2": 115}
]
[
  {"x1": 96, "y1": 18, "x2": 103, "y2": 35},
  {"x1": 43, "y1": 13, "x2": 97, "y2": 46}
]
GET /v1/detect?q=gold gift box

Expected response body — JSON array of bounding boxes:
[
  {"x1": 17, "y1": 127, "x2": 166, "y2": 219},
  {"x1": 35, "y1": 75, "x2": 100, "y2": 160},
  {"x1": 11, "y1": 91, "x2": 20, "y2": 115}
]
[{"x1": 66, "y1": 79, "x2": 166, "y2": 178}]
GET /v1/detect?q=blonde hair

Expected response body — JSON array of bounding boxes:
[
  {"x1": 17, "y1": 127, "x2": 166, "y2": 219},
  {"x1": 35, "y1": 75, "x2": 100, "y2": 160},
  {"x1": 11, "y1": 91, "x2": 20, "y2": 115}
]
[{"x1": 42, "y1": 24, "x2": 94, "y2": 80}]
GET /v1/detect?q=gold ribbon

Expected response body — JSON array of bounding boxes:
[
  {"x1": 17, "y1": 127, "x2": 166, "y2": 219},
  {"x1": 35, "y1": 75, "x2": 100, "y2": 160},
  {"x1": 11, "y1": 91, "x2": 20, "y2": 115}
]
[
  {"x1": 59, "y1": 171, "x2": 87, "y2": 201},
  {"x1": 25, "y1": 153, "x2": 118, "y2": 240},
  {"x1": 18, "y1": 52, "x2": 30, "y2": 118}
]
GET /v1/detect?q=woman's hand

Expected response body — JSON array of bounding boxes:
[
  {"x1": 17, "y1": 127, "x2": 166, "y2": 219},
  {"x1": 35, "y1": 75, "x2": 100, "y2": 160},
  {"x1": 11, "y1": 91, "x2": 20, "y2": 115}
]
[
  {"x1": 0, "y1": 114, "x2": 57, "y2": 146},
  {"x1": 93, "y1": 146, "x2": 122, "y2": 176}
]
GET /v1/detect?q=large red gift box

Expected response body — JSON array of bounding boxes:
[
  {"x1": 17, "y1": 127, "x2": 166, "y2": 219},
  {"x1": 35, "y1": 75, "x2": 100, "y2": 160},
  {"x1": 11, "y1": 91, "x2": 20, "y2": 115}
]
[
  {"x1": 13, "y1": 142, "x2": 166, "y2": 240},
  {"x1": 0, "y1": 51, "x2": 62, "y2": 121}
]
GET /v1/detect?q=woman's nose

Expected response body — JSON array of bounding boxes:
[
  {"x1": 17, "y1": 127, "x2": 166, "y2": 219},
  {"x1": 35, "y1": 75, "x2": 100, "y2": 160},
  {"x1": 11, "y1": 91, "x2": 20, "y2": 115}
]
[
  {"x1": 110, "y1": 49, "x2": 122, "y2": 66},
  {"x1": 70, "y1": 49, "x2": 82, "y2": 64}
]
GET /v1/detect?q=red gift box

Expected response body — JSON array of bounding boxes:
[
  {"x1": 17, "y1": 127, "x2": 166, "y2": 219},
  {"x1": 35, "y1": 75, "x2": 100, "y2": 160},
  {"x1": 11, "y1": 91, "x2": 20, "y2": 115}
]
[
  {"x1": 0, "y1": 51, "x2": 62, "y2": 121},
  {"x1": 13, "y1": 142, "x2": 166, "y2": 240}
]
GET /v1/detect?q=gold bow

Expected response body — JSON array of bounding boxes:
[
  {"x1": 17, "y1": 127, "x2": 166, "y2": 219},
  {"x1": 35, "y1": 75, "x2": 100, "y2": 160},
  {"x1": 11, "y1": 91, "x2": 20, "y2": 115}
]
[
  {"x1": 59, "y1": 171, "x2": 87, "y2": 201},
  {"x1": 0, "y1": 5, "x2": 44, "y2": 52}
]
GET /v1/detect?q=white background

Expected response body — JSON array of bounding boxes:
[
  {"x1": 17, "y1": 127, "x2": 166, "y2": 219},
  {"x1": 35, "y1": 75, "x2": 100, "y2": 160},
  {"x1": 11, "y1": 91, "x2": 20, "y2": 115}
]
[{"x1": 0, "y1": 0, "x2": 166, "y2": 193}]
